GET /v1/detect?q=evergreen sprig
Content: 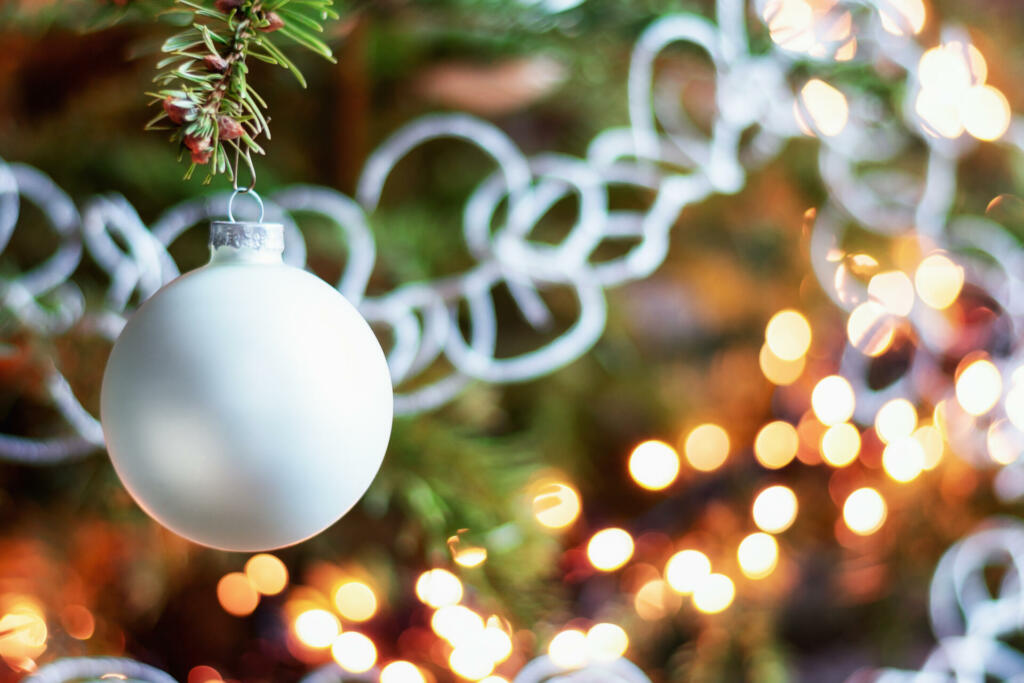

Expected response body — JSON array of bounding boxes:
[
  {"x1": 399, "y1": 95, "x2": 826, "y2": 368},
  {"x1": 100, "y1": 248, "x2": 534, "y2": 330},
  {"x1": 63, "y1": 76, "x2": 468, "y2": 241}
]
[{"x1": 147, "y1": 0, "x2": 338, "y2": 182}]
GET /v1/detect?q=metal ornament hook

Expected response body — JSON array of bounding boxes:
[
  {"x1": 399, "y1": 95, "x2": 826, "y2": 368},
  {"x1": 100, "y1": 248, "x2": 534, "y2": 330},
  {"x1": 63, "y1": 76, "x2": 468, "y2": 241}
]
[
  {"x1": 232, "y1": 145, "x2": 257, "y2": 193},
  {"x1": 227, "y1": 188, "x2": 265, "y2": 223}
]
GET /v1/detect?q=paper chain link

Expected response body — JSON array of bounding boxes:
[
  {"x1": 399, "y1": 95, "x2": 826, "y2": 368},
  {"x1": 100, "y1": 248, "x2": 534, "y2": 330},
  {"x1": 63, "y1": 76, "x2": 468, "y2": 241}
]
[{"x1": 12, "y1": 0, "x2": 1024, "y2": 679}]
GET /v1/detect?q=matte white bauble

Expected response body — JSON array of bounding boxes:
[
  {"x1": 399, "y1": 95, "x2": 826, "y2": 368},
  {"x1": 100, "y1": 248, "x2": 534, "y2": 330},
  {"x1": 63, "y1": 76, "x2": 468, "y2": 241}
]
[{"x1": 101, "y1": 221, "x2": 393, "y2": 551}]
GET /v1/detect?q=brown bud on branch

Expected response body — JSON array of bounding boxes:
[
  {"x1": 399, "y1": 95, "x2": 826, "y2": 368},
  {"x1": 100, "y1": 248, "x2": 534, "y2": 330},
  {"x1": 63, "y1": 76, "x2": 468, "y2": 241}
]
[
  {"x1": 218, "y1": 116, "x2": 245, "y2": 141},
  {"x1": 204, "y1": 54, "x2": 229, "y2": 73},
  {"x1": 258, "y1": 12, "x2": 285, "y2": 32}
]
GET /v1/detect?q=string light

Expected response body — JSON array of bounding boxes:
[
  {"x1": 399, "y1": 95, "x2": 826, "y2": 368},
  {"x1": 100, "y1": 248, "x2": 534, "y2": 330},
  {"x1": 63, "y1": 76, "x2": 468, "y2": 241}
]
[
  {"x1": 331, "y1": 632, "x2": 377, "y2": 673},
  {"x1": 737, "y1": 532, "x2": 779, "y2": 580},
  {"x1": 634, "y1": 579, "x2": 677, "y2": 620},
  {"x1": 962, "y1": 85, "x2": 1012, "y2": 140},
  {"x1": 432, "y1": 605, "x2": 485, "y2": 644},
  {"x1": 752, "y1": 485, "x2": 798, "y2": 533},
  {"x1": 216, "y1": 572, "x2": 259, "y2": 617},
  {"x1": 334, "y1": 581, "x2": 378, "y2": 622},
  {"x1": 294, "y1": 609, "x2": 341, "y2": 649},
  {"x1": 587, "y1": 528, "x2": 635, "y2": 571},
  {"x1": 755, "y1": 420, "x2": 800, "y2": 469},
  {"x1": 415, "y1": 569, "x2": 463, "y2": 608},
  {"x1": 913, "y1": 424, "x2": 945, "y2": 470},
  {"x1": 759, "y1": 343, "x2": 806, "y2": 385},
  {"x1": 683, "y1": 423, "x2": 730, "y2": 472},
  {"x1": 449, "y1": 647, "x2": 495, "y2": 680},
  {"x1": 987, "y1": 420, "x2": 1022, "y2": 465},
  {"x1": 628, "y1": 440, "x2": 680, "y2": 490},
  {"x1": 665, "y1": 549, "x2": 712, "y2": 594},
  {"x1": 795, "y1": 79, "x2": 849, "y2": 137},
  {"x1": 765, "y1": 309, "x2": 812, "y2": 360},
  {"x1": 914, "y1": 253, "x2": 963, "y2": 309},
  {"x1": 586, "y1": 623, "x2": 629, "y2": 662},
  {"x1": 867, "y1": 271, "x2": 915, "y2": 317},
  {"x1": 820, "y1": 423, "x2": 861, "y2": 467},
  {"x1": 811, "y1": 376, "x2": 856, "y2": 426},
  {"x1": 244, "y1": 554, "x2": 289, "y2": 596},
  {"x1": 874, "y1": 399, "x2": 918, "y2": 444},
  {"x1": 692, "y1": 574, "x2": 735, "y2": 614},
  {"x1": 548, "y1": 629, "x2": 588, "y2": 669},
  {"x1": 956, "y1": 358, "x2": 1003, "y2": 416},
  {"x1": 847, "y1": 301, "x2": 896, "y2": 357},
  {"x1": 843, "y1": 488, "x2": 887, "y2": 535},
  {"x1": 532, "y1": 482, "x2": 581, "y2": 529},
  {"x1": 882, "y1": 437, "x2": 926, "y2": 483},
  {"x1": 380, "y1": 661, "x2": 426, "y2": 683}
]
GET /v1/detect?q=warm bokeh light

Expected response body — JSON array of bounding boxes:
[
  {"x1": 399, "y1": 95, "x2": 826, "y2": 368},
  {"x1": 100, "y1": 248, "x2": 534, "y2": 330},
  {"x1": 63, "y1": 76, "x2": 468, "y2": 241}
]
[
  {"x1": 216, "y1": 572, "x2": 259, "y2": 617},
  {"x1": 759, "y1": 342, "x2": 807, "y2": 385},
  {"x1": 587, "y1": 528, "x2": 635, "y2": 571},
  {"x1": 244, "y1": 554, "x2": 288, "y2": 596},
  {"x1": 482, "y1": 620, "x2": 514, "y2": 663},
  {"x1": 843, "y1": 488, "x2": 887, "y2": 535},
  {"x1": 187, "y1": 665, "x2": 223, "y2": 683},
  {"x1": 683, "y1": 423, "x2": 730, "y2": 472},
  {"x1": 847, "y1": 301, "x2": 896, "y2": 356},
  {"x1": 752, "y1": 485, "x2": 798, "y2": 533},
  {"x1": 586, "y1": 623, "x2": 629, "y2": 662},
  {"x1": 331, "y1": 631, "x2": 377, "y2": 673},
  {"x1": 451, "y1": 543, "x2": 488, "y2": 568},
  {"x1": 795, "y1": 79, "x2": 849, "y2": 137},
  {"x1": 334, "y1": 581, "x2": 377, "y2": 622},
  {"x1": 878, "y1": 0, "x2": 925, "y2": 35},
  {"x1": 956, "y1": 359, "x2": 1003, "y2": 416},
  {"x1": 449, "y1": 646, "x2": 495, "y2": 680},
  {"x1": 987, "y1": 420, "x2": 1022, "y2": 465},
  {"x1": 755, "y1": 420, "x2": 800, "y2": 469},
  {"x1": 913, "y1": 424, "x2": 945, "y2": 470},
  {"x1": 60, "y1": 605, "x2": 95, "y2": 641},
  {"x1": 914, "y1": 253, "x2": 964, "y2": 309},
  {"x1": 737, "y1": 532, "x2": 779, "y2": 580},
  {"x1": 962, "y1": 84, "x2": 1011, "y2": 141},
  {"x1": 634, "y1": 579, "x2": 677, "y2": 621},
  {"x1": 532, "y1": 482, "x2": 581, "y2": 529},
  {"x1": 916, "y1": 88, "x2": 963, "y2": 138},
  {"x1": 549, "y1": 629, "x2": 588, "y2": 670},
  {"x1": 867, "y1": 270, "x2": 915, "y2": 316},
  {"x1": 692, "y1": 573, "x2": 735, "y2": 614},
  {"x1": 765, "y1": 309, "x2": 812, "y2": 360},
  {"x1": 1007, "y1": 385, "x2": 1024, "y2": 432},
  {"x1": 665, "y1": 549, "x2": 712, "y2": 594},
  {"x1": 380, "y1": 661, "x2": 426, "y2": 683},
  {"x1": 294, "y1": 609, "x2": 341, "y2": 649},
  {"x1": 820, "y1": 422, "x2": 860, "y2": 467},
  {"x1": 811, "y1": 375, "x2": 855, "y2": 426},
  {"x1": 874, "y1": 398, "x2": 918, "y2": 444},
  {"x1": 0, "y1": 602, "x2": 47, "y2": 661},
  {"x1": 882, "y1": 436, "x2": 926, "y2": 483},
  {"x1": 918, "y1": 42, "x2": 986, "y2": 94},
  {"x1": 415, "y1": 569, "x2": 463, "y2": 608},
  {"x1": 628, "y1": 440, "x2": 680, "y2": 490},
  {"x1": 431, "y1": 605, "x2": 485, "y2": 644}
]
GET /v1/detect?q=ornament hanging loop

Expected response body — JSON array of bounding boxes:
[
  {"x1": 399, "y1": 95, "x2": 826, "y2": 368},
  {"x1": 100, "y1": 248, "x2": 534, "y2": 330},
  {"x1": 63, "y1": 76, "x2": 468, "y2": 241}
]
[
  {"x1": 228, "y1": 143, "x2": 263, "y2": 223},
  {"x1": 227, "y1": 187, "x2": 265, "y2": 224}
]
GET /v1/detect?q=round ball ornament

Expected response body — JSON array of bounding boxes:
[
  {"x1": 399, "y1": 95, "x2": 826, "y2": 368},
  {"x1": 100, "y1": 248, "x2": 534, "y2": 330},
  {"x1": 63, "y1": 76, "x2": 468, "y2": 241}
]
[{"x1": 101, "y1": 218, "x2": 393, "y2": 551}]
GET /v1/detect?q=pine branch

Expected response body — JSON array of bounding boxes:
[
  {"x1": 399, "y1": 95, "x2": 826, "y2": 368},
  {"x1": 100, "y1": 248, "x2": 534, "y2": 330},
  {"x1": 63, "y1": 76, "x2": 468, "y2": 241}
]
[{"x1": 147, "y1": 0, "x2": 338, "y2": 183}]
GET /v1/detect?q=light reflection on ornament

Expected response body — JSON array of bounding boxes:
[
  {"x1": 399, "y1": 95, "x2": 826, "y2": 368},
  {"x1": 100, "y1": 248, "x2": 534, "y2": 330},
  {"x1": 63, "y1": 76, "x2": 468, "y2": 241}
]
[
  {"x1": 755, "y1": 421, "x2": 800, "y2": 469},
  {"x1": 843, "y1": 488, "x2": 887, "y2": 535},
  {"x1": 820, "y1": 422, "x2": 860, "y2": 467},
  {"x1": 737, "y1": 532, "x2": 779, "y2": 580},
  {"x1": 752, "y1": 485, "x2": 798, "y2": 533},
  {"x1": 628, "y1": 440, "x2": 680, "y2": 490},
  {"x1": 683, "y1": 423, "x2": 730, "y2": 472},
  {"x1": 665, "y1": 549, "x2": 712, "y2": 595},
  {"x1": 587, "y1": 528, "x2": 635, "y2": 571},
  {"x1": 956, "y1": 358, "x2": 1002, "y2": 416},
  {"x1": 692, "y1": 573, "x2": 735, "y2": 614},
  {"x1": 811, "y1": 376, "x2": 856, "y2": 426}
]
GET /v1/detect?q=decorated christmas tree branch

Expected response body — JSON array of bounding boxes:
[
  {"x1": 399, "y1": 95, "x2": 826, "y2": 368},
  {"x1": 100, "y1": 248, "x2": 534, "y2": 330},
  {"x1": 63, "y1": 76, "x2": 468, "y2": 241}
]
[{"x1": 147, "y1": 0, "x2": 338, "y2": 182}]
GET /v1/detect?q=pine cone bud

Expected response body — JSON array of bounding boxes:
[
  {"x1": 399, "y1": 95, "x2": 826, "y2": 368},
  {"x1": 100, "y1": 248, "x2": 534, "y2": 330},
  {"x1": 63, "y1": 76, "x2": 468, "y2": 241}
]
[
  {"x1": 218, "y1": 116, "x2": 244, "y2": 141},
  {"x1": 184, "y1": 134, "x2": 211, "y2": 153},
  {"x1": 214, "y1": 0, "x2": 243, "y2": 13},
  {"x1": 204, "y1": 54, "x2": 229, "y2": 73},
  {"x1": 258, "y1": 11, "x2": 284, "y2": 32},
  {"x1": 162, "y1": 96, "x2": 194, "y2": 125},
  {"x1": 191, "y1": 147, "x2": 214, "y2": 165}
]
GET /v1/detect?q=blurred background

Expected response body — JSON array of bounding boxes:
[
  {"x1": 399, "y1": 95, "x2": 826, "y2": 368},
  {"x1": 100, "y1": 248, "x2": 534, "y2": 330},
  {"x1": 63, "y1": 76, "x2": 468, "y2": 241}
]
[{"x1": 3, "y1": 0, "x2": 1024, "y2": 681}]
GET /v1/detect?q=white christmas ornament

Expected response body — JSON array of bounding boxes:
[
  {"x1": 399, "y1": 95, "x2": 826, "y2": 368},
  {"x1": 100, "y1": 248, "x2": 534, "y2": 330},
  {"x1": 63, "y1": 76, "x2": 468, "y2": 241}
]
[{"x1": 100, "y1": 219, "x2": 393, "y2": 551}]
